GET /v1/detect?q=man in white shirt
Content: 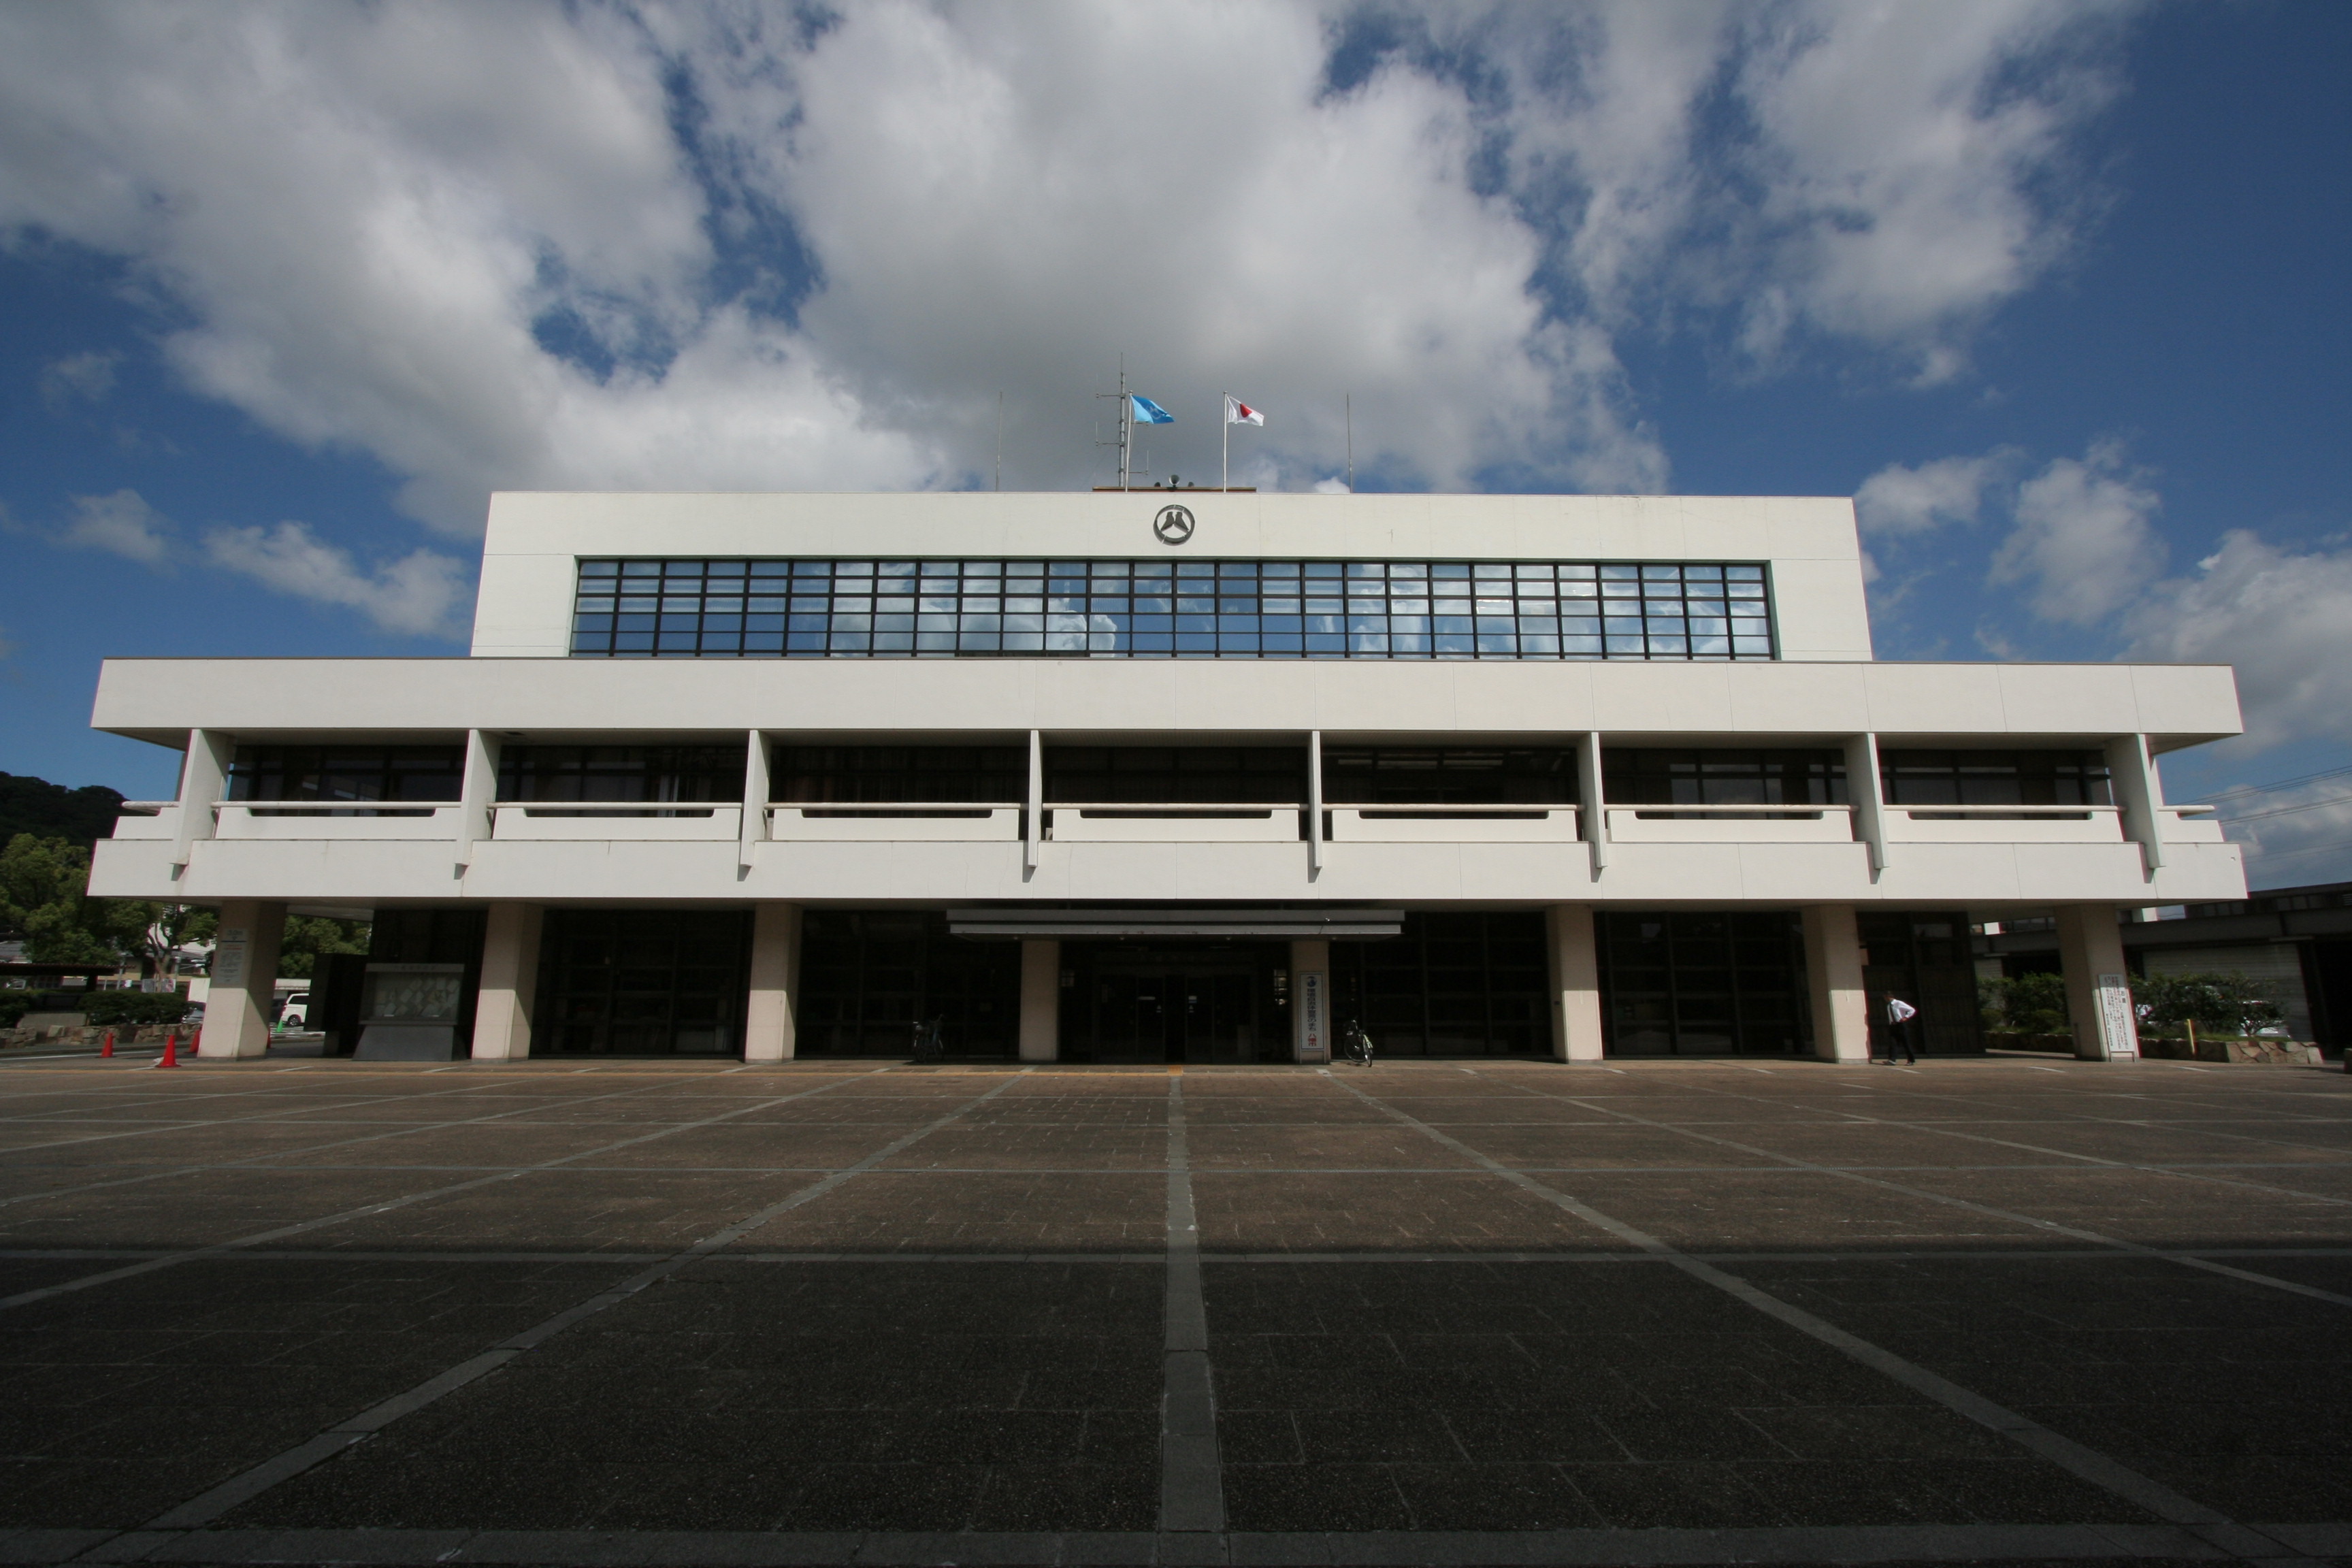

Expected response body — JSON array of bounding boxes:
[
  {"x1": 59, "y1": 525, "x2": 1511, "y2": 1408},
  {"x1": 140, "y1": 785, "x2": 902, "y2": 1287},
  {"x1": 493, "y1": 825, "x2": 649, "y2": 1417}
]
[{"x1": 1880, "y1": 996, "x2": 1919, "y2": 1065}]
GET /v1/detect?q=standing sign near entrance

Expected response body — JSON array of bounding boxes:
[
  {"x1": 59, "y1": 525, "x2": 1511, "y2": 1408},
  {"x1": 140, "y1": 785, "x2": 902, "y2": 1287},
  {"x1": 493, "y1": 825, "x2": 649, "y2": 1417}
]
[{"x1": 1296, "y1": 970, "x2": 1328, "y2": 1062}]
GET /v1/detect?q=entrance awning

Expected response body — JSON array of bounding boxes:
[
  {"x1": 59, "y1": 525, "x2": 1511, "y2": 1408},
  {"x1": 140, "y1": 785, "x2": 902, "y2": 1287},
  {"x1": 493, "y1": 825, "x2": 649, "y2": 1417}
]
[{"x1": 946, "y1": 907, "x2": 1404, "y2": 939}]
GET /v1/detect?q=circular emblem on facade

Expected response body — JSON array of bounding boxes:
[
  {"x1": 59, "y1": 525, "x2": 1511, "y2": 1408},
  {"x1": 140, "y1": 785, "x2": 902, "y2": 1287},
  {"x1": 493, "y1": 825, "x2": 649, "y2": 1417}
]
[{"x1": 1153, "y1": 504, "x2": 1196, "y2": 546}]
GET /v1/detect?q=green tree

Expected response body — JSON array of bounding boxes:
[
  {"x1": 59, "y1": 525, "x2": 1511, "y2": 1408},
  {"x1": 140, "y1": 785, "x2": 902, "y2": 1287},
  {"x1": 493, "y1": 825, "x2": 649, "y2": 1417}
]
[
  {"x1": 2133, "y1": 972, "x2": 2286, "y2": 1037},
  {"x1": 142, "y1": 904, "x2": 218, "y2": 979},
  {"x1": 1980, "y1": 970, "x2": 2070, "y2": 1035},
  {"x1": 276, "y1": 916, "x2": 370, "y2": 978},
  {"x1": 0, "y1": 834, "x2": 146, "y2": 964}
]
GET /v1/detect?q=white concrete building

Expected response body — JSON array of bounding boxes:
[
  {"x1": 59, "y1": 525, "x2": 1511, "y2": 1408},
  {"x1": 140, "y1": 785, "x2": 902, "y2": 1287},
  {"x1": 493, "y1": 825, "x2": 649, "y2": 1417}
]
[{"x1": 88, "y1": 490, "x2": 2247, "y2": 1065}]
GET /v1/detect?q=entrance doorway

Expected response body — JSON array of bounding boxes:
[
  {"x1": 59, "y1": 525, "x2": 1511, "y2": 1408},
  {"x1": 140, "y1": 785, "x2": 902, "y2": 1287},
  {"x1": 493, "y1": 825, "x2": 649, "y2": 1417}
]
[{"x1": 1060, "y1": 941, "x2": 1286, "y2": 1063}]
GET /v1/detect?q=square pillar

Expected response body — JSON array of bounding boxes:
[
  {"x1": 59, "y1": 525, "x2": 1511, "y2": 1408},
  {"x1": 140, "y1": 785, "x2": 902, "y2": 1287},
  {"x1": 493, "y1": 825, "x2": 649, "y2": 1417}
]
[
  {"x1": 1802, "y1": 904, "x2": 1871, "y2": 1062},
  {"x1": 1019, "y1": 938, "x2": 1060, "y2": 1062},
  {"x1": 745, "y1": 902, "x2": 803, "y2": 1062},
  {"x1": 1546, "y1": 905, "x2": 1605, "y2": 1062},
  {"x1": 2055, "y1": 904, "x2": 2140, "y2": 1061},
  {"x1": 1290, "y1": 938, "x2": 1330, "y2": 1062},
  {"x1": 471, "y1": 902, "x2": 543, "y2": 1060},
  {"x1": 199, "y1": 900, "x2": 285, "y2": 1059}
]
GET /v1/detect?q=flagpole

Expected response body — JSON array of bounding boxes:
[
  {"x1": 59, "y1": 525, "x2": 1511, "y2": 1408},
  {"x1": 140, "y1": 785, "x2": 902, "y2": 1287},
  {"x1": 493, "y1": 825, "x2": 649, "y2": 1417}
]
[{"x1": 1222, "y1": 393, "x2": 1229, "y2": 493}]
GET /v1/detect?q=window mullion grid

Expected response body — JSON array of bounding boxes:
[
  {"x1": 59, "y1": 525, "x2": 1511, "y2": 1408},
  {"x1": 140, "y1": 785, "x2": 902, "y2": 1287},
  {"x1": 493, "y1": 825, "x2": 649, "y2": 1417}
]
[{"x1": 574, "y1": 557, "x2": 1777, "y2": 663}]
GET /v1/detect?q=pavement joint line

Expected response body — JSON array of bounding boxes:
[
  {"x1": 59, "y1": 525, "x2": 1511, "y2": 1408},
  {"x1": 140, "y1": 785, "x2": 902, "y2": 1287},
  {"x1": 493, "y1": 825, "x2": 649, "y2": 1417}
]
[
  {"x1": 30, "y1": 1520, "x2": 2292, "y2": 1565},
  {"x1": 0, "y1": 1079, "x2": 528, "y2": 1160},
  {"x1": 0, "y1": 1077, "x2": 741, "y2": 1212},
  {"x1": 1510, "y1": 1074, "x2": 2352, "y2": 1311},
  {"x1": 1158, "y1": 1070, "x2": 1224, "y2": 1536},
  {"x1": 19, "y1": 1241, "x2": 2352, "y2": 1264},
  {"x1": 22, "y1": 1156, "x2": 2340, "y2": 1176},
  {"x1": 1327, "y1": 1071, "x2": 2315, "y2": 1565},
  {"x1": 0, "y1": 1067, "x2": 897, "y2": 1313},
  {"x1": 128, "y1": 1070, "x2": 1033, "y2": 1535},
  {"x1": 1665, "y1": 1071, "x2": 2352, "y2": 1192},
  {"x1": 1741, "y1": 1090, "x2": 2352, "y2": 1210}
]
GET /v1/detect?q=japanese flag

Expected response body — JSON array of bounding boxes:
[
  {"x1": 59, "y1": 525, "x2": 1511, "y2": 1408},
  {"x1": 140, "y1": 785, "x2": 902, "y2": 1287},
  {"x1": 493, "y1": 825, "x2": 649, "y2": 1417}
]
[{"x1": 1225, "y1": 395, "x2": 1264, "y2": 426}]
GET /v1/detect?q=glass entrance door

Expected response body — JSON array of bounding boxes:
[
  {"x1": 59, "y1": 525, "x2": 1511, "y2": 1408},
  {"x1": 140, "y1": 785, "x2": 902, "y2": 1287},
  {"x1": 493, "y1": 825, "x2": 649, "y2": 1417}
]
[{"x1": 1062, "y1": 943, "x2": 1283, "y2": 1063}]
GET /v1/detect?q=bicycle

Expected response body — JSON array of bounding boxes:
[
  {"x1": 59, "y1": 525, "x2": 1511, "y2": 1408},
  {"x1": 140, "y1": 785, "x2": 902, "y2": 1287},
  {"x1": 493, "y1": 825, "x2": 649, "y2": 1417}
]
[
  {"x1": 1339, "y1": 1018, "x2": 1375, "y2": 1066},
  {"x1": 911, "y1": 1015, "x2": 945, "y2": 1064}
]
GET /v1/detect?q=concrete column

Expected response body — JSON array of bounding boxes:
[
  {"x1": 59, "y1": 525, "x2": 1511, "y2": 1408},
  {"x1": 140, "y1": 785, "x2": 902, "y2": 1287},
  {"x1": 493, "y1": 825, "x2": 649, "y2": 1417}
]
[
  {"x1": 471, "y1": 902, "x2": 543, "y2": 1060},
  {"x1": 1801, "y1": 904, "x2": 1871, "y2": 1063},
  {"x1": 1843, "y1": 733, "x2": 1889, "y2": 877},
  {"x1": 1307, "y1": 730, "x2": 1325, "y2": 877},
  {"x1": 455, "y1": 730, "x2": 498, "y2": 871},
  {"x1": 2055, "y1": 904, "x2": 2141, "y2": 1061},
  {"x1": 739, "y1": 731, "x2": 770, "y2": 872},
  {"x1": 1578, "y1": 732, "x2": 1608, "y2": 874},
  {"x1": 1024, "y1": 730, "x2": 1043, "y2": 873},
  {"x1": 1290, "y1": 938, "x2": 1330, "y2": 1062},
  {"x1": 2105, "y1": 735, "x2": 2165, "y2": 875},
  {"x1": 198, "y1": 899, "x2": 285, "y2": 1060},
  {"x1": 172, "y1": 729, "x2": 234, "y2": 875},
  {"x1": 745, "y1": 902, "x2": 802, "y2": 1062},
  {"x1": 1018, "y1": 938, "x2": 1060, "y2": 1062},
  {"x1": 1545, "y1": 905, "x2": 1605, "y2": 1062}
]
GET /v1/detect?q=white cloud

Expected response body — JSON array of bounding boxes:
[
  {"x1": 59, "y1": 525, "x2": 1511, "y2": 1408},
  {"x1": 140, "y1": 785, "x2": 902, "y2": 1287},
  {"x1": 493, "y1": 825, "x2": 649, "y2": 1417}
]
[
  {"x1": 1725, "y1": 0, "x2": 2132, "y2": 380},
  {"x1": 2124, "y1": 531, "x2": 2352, "y2": 753},
  {"x1": 2217, "y1": 780, "x2": 2352, "y2": 887},
  {"x1": 202, "y1": 521, "x2": 470, "y2": 638},
  {"x1": 38, "y1": 348, "x2": 118, "y2": 409},
  {"x1": 1987, "y1": 440, "x2": 2163, "y2": 625},
  {"x1": 0, "y1": 1, "x2": 2138, "y2": 532},
  {"x1": 57, "y1": 488, "x2": 173, "y2": 567},
  {"x1": 1854, "y1": 452, "x2": 2010, "y2": 535}
]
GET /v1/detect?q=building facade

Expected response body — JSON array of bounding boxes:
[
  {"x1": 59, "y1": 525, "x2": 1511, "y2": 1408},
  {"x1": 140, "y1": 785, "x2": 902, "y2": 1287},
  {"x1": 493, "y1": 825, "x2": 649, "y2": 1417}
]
[{"x1": 86, "y1": 491, "x2": 2249, "y2": 1065}]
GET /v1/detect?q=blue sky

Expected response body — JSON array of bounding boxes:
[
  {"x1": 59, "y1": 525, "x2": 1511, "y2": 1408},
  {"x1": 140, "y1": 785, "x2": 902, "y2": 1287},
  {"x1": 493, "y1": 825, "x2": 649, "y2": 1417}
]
[{"x1": 1, "y1": 1, "x2": 2347, "y2": 885}]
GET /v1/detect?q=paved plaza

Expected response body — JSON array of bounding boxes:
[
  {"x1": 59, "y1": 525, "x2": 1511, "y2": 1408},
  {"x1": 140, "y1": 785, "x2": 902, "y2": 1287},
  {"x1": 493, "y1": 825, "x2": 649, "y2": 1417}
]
[{"x1": 1, "y1": 1056, "x2": 2349, "y2": 1566}]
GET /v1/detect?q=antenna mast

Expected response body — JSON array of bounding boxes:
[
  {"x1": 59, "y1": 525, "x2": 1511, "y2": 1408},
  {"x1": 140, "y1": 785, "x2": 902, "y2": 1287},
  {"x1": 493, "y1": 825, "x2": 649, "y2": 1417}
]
[
  {"x1": 1345, "y1": 392, "x2": 1354, "y2": 493},
  {"x1": 1094, "y1": 357, "x2": 1132, "y2": 489}
]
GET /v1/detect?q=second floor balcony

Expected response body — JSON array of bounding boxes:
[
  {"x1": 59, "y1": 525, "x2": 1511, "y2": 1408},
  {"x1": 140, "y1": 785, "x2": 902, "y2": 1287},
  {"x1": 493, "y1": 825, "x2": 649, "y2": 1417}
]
[{"x1": 101, "y1": 733, "x2": 2236, "y2": 909}]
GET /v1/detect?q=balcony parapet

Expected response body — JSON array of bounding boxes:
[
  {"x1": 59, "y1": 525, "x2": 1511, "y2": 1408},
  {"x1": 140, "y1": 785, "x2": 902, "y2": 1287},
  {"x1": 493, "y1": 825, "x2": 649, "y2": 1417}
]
[
  {"x1": 769, "y1": 804, "x2": 1022, "y2": 842},
  {"x1": 1881, "y1": 803, "x2": 2121, "y2": 844},
  {"x1": 492, "y1": 804, "x2": 740, "y2": 840},
  {"x1": 1605, "y1": 802, "x2": 1855, "y2": 844},
  {"x1": 1328, "y1": 804, "x2": 1580, "y2": 843},
  {"x1": 214, "y1": 801, "x2": 468, "y2": 841},
  {"x1": 1045, "y1": 804, "x2": 1299, "y2": 843}
]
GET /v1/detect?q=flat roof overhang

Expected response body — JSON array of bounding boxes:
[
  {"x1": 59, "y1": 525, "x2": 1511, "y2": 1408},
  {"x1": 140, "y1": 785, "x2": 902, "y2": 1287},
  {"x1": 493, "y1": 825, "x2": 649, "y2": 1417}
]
[
  {"x1": 87, "y1": 657, "x2": 2247, "y2": 754},
  {"x1": 946, "y1": 907, "x2": 1404, "y2": 939}
]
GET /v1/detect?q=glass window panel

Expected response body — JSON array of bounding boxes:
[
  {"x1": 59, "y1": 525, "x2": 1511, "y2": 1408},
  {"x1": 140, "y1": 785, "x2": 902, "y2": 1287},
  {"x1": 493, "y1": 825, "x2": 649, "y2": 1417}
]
[{"x1": 572, "y1": 559, "x2": 1774, "y2": 662}]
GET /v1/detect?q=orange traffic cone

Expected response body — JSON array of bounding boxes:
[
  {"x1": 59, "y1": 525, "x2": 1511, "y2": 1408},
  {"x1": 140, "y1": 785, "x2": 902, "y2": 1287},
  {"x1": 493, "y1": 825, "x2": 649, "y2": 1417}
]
[
  {"x1": 100, "y1": 1030, "x2": 115, "y2": 1059},
  {"x1": 155, "y1": 1031, "x2": 179, "y2": 1069}
]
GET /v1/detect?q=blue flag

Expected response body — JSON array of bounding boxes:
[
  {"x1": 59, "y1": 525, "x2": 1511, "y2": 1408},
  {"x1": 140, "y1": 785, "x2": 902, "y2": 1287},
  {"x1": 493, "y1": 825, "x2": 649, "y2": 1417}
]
[{"x1": 1130, "y1": 395, "x2": 1175, "y2": 424}]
